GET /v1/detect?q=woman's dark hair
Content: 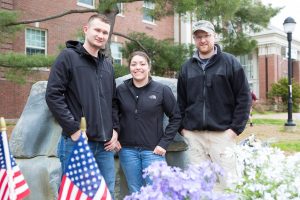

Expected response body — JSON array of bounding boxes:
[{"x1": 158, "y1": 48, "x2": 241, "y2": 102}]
[{"x1": 128, "y1": 51, "x2": 151, "y2": 69}]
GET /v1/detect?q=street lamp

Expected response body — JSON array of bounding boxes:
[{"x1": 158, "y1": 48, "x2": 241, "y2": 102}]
[{"x1": 283, "y1": 17, "x2": 296, "y2": 130}]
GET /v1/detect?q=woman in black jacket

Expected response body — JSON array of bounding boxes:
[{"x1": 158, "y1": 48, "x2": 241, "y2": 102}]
[{"x1": 116, "y1": 51, "x2": 181, "y2": 194}]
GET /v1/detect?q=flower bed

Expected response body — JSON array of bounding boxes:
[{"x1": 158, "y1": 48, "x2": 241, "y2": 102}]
[
  {"x1": 228, "y1": 136, "x2": 300, "y2": 200},
  {"x1": 124, "y1": 136, "x2": 300, "y2": 200},
  {"x1": 124, "y1": 161, "x2": 235, "y2": 200}
]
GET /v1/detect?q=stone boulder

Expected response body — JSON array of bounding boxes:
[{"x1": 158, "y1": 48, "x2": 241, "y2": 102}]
[
  {"x1": 9, "y1": 76, "x2": 189, "y2": 200},
  {"x1": 9, "y1": 81, "x2": 61, "y2": 200}
]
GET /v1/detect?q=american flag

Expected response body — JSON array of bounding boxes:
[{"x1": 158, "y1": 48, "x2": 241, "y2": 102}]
[
  {"x1": 58, "y1": 133, "x2": 112, "y2": 200},
  {"x1": 0, "y1": 131, "x2": 30, "y2": 200}
]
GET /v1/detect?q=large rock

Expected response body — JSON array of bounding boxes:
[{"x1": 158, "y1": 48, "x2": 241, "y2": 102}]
[
  {"x1": 17, "y1": 157, "x2": 61, "y2": 200},
  {"x1": 9, "y1": 81, "x2": 61, "y2": 200},
  {"x1": 9, "y1": 76, "x2": 189, "y2": 200},
  {"x1": 10, "y1": 81, "x2": 61, "y2": 158}
]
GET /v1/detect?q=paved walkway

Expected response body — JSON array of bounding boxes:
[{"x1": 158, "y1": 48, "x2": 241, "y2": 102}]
[{"x1": 254, "y1": 112, "x2": 300, "y2": 120}]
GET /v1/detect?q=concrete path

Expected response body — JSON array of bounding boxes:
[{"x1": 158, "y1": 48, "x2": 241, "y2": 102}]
[{"x1": 254, "y1": 112, "x2": 300, "y2": 120}]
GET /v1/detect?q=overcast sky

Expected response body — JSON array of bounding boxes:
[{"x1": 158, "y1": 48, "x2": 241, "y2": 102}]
[{"x1": 262, "y1": 0, "x2": 300, "y2": 40}]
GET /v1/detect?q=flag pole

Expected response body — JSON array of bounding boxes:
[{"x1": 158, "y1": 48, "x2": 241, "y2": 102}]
[
  {"x1": 0, "y1": 117, "x2": 16, "y2": 200},
  {"x1": 80, "y1": 117, "x2": 88, "y2": 141},
  {"x1": 80, "y1": 117, "x2": 86, "y2": 132}
]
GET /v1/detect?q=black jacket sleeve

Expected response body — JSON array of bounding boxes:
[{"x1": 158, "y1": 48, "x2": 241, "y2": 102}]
[
  {"x1": 45, "y1": 50, "x2": 80, "y2": 135},
  {"x1": 176, "y1": 65, "x2": 187, "y2": 133},
  {"x1": 111, "y1": 70, "x2": 120, "y2": 134},
  {"x1": 158, "y1": 86, "x2": 182, "y2": 149},
  {"x1": 230, "y1": 58, "x2": 251, "y2": 135}
]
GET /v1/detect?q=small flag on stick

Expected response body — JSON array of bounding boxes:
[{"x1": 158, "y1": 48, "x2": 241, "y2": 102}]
[
  {"x1": 58, "y1": 117, "x2": 112, "y2": 200},
  {"x1": 0, "y1": 117, "x2": 30, "y2": 200}
]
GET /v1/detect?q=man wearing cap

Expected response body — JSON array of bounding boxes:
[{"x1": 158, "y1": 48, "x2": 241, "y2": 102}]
[{"x1": 177, "y1": 20, "x2": 251, "y2": 190}]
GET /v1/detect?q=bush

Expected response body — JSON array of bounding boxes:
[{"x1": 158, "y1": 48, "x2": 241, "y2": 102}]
[
  {"x1": 122, "y1": 32, "x2": 193, "y2": 77},
  {"x1": 268, "y1": 78, "x2": 300, "y2": 112},
  {"x1": 114, "y1": 64, "x2": 129, "y2": 78}
]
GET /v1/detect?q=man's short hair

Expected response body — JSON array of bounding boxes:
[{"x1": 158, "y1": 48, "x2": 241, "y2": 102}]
[
  {"x1": 88, "y1": 14, "x2": 111, "y2": 25},
  {"x1": 192, "y1": 20, "x2": 215, "y2": 34}
]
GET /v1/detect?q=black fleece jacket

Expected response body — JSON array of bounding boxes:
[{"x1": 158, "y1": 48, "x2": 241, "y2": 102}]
[
  {"x1": 177, "y1": 44, "x2": 251, "y2": 135},
  {"x1": 46, "y1": 41, "x2": 119, "y2": 141},
  {"x1": 116, "y1": 78, "x2": 181, "y2": 150}
]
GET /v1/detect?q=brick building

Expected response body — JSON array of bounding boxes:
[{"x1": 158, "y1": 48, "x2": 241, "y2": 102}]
[
  {"x1": 1, "y1": 0, "x2": 173, "y2": 60},
  {"x1": 249, "y1": 26, "x2": 300, "y2": 100},
  {"x1": 1, "y1": 1, "x2": 300, "y2": 118},
  {"x1": 0, "y1": 0, "x2": 174, "y2": 118}
]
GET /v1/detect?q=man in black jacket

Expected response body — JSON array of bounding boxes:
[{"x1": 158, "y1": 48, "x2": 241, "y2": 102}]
[
  {"x1": 177, "y1": 20, "x2": 251, "y2": 190},
  {"x1": 46, "y1": 14, "x2": 119, "y2": 197}
]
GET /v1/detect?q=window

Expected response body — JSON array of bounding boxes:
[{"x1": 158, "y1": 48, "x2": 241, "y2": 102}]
[
  {"x1": 238, "y1": 54, "x2": 253, "y2": 80},
  {"x1": 110, "y1": 42, "x2": 122, "y2": 65},
  {"x1": 77, "y1": 0, "x2": 94, "y2": 8},
  {"x1": 117, "y1": 3, "x2": 124, "y2": 16},
  {"x1": 143, "y1": 1, "x2": 155, "y2": 23},
  {"x1": 25, "y1": 28, "x2": 46, "y2": 55}
]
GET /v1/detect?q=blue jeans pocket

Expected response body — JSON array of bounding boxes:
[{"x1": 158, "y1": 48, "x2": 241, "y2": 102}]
[{"x1": 57, "y1": 136, "x2": 75, "y2": 173}]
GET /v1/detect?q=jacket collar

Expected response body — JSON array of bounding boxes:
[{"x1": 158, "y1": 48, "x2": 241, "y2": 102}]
[
  {"x1": 124, "y1": 76, "x2": 153, "y2": 88},
  {"x1": 191, "y1": 44, "x2": 221, "y2": 63},
  {"x1": 66, "y1": 40, "x2": 106, "y2": 59}
]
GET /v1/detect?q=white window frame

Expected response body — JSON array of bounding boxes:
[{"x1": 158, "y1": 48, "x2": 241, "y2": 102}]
[
  {"x1": 117, "y1": 3, "x2": 124, "y2": 17},
  {"x1": 238, "y1": 54, "x2": 253, "y2": 80},
  {"x1": 110, "y1": 42, "x2": 122, "y2": 65},
  {"x1": 77, "y1": 0, "x2": 95, "y2": 9},
  {"x1": 25, "y1": 28, "x2": 47, "y2": 55},
  {"x1": 143, "y1": 1, "x2": 155, "y2": 24}
]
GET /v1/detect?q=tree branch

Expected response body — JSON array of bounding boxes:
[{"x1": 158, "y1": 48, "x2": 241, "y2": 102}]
[
  {"x1": 7, "y1": 9, "x2": 98, "y2": 26},
  {"x1": 112, "y1": 32, "x2": 150, "y2": 56},
  {"x1": 116, "y1": 0, "x2": 144, "y2": 2}
]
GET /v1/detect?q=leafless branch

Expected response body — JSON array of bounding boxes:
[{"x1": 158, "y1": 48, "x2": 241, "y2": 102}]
[
  {"x1": 112, "y1": 32, "x2": 149, "y2": 55},
  {"x1": 7, "y1": 9, "x2": 98, "y2": 26}
]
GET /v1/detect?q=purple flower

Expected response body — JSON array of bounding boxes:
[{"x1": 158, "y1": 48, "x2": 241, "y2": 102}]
[{"x1": 125, "y1": 161, "x2": 236, "y2": 200}]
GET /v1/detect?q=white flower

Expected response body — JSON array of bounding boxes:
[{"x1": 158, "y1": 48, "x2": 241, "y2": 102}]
[{"x1": 227, "y1": 135, "x2": 300, "y2": 199}]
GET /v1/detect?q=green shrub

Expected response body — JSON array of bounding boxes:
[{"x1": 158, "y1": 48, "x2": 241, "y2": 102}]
[
  {"x1": 268, "y1": 78, "x2": 300, "y2": 112},
  {"x1": 122, "y1": 32, "x2": 193, "y2": 77},
  {"x1": 114, "y1": 64, "x2": 129, "y2": 78}
]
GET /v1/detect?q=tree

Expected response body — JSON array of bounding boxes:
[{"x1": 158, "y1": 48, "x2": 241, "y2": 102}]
[
  {"x1": 0, "y1": 0, "x2": 280, "y2": 69},
  {"x1": 268, "y1": 78, "x2": 300, "y2": 112},
  {"x1": 122, "y1": 32, "x2": 194, "y2": 76}
]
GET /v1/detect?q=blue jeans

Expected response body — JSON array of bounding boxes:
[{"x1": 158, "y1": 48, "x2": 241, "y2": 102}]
[
  {"x1": 118, "y1": 147, "x2": 166, "y2": 194},
  {"x1": 57, "y1": 136, "x2": 115, "y2": 198}
]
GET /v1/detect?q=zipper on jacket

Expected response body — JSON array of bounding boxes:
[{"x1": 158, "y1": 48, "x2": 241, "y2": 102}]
[
  {"x1": 95, "y1": 58, "x2": 107, "y2": 141},
  {"x1": 135, "y1": 95, "x2": 139, "y2": 115},
  {"x1": 125, "y1": 82, "x2": 140, "y2": 119},
  {"x1": 202, "y1": 70, "x2": 207, "y2": 129}
]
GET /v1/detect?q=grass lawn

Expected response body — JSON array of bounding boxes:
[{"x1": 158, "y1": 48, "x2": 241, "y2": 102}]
[
  {"x1": 272, "y1": 141, "x2": 300, "y2": 152},
  {"x1": 252, "y1": 118, "x2": 286, "y2": 125},
  {"x1": 244, "y1": 114, "x2": 300, "y2": 153}
]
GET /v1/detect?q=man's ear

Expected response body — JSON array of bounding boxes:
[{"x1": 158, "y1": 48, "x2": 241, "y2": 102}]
[{"x1": 83, "y1": 25, "x2": 88, "y2": 34}]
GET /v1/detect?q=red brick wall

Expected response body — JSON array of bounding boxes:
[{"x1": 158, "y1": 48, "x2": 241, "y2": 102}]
[
  {"x1": 11, "y1": 0, "x2": 92, "y2": 55},
  {"x1": 258, "y1": 54, "x2": 288, "y2": 100},
  {"x1": 1, "y1": 0, "x2": 14, "y2": 52},
  {"x1": 2, "y1": 1, "x2": 174, "y2": 55},
  {"x1": 0, "y1": 1, "x2": 174, "y2": 119},
  {"x1": 293, "y1": 60, "x2": 300, "y2": 84},
  {"x1": 0, "y1": 69, "x2": 49, "y2": 119},
  {"x1": 0, "y1": 79, "x2": 32, "y2": 119},
  {"x1": 114, "y1": 2, "x2": 174, "y2": 41},
  {"x1": 1, "y1": 0, "x2": 13, "y2": 10}
]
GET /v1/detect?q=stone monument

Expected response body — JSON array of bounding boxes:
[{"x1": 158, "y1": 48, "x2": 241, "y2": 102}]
[{"x1": 9, "y1": 76, "x2": 188, "y2": 200}]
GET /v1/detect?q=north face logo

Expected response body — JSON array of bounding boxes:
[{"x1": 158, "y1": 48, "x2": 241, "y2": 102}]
[{"x1": 149, "y1": 95, "x2": 157, "y2": 100}]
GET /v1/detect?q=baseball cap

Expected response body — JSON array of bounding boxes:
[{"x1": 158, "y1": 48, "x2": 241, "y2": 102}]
[{"x1": 192, "y1": 20, "x2": 215, "y2": 34}]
